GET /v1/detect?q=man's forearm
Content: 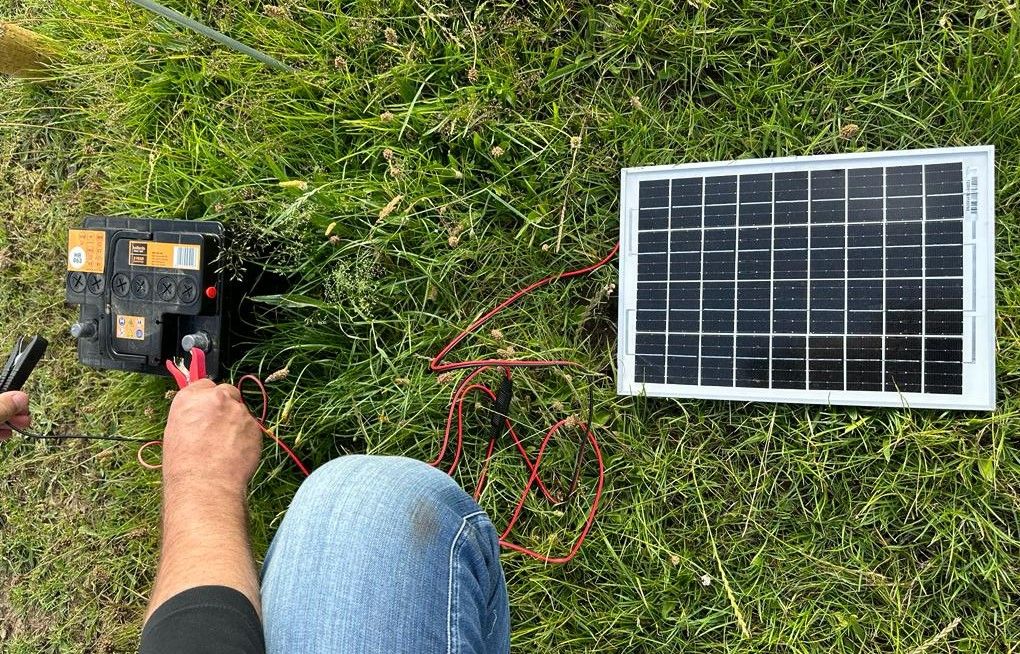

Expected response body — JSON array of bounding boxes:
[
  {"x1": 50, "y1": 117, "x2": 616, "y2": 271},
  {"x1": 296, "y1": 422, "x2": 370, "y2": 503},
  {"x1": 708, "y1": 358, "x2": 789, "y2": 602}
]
[{"x1": 145, "y1": 479, "x2": 261, "y2": 623}]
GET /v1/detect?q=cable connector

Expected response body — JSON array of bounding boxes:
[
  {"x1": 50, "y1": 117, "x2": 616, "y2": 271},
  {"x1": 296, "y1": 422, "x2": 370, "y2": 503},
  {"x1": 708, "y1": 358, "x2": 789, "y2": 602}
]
[{"x1": 489, "y1": 375, "x2": 513, "y2": 439}]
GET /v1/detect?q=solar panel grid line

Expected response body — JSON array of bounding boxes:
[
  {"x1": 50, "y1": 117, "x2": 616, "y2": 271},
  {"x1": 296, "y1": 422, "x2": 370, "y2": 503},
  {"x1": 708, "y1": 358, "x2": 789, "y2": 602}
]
[
  {"x1": 814, "y1": 168, "x2": 845, "y2": 391},
  {"x1": 843, "y1": 167, "x2": 850, "y2": 392},
  {"x1": 697, "y1": 178, "x2": 706, "y2": 386},
  {"x1": 732, "y1": 175, "x2": 740, "y2": 387},
  {"x1": 805, "y1": 168, "x2": 812, "y2": 390},
  {"x1": 920, "y1": 165, "x2": 927, "y2": 393},
  {"x1": 662, "y1": 178, "x2": 672, "y2": 387},
  {"x1": 769, "y1": 172, "x2": 776, "y2": 388},
  {"x1": 881, "y1": 165, "x2": 887, "y2": 392}
]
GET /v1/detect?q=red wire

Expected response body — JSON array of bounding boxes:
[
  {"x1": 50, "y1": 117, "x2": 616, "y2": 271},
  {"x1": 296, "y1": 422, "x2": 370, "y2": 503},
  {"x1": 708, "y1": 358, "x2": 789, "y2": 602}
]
[
  {"x1": 138, "y1": 241, "x2": 620, "y2": 564},
  {"x1": 429, "y1": 243, "x2": 619, "y2": 564},
  {"x1": 137, "y1": 374, "x2": 311, "y2": 478},
  {"x1": 238, "y1": 374, "x2": 312, "y2": 478}
]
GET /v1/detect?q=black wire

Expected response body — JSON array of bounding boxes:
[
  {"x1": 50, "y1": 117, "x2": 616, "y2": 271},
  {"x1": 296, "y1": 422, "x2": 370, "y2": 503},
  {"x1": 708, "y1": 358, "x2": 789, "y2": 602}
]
[{"x1": 2, "y1": 422, "x2": 151, "y2": 443}]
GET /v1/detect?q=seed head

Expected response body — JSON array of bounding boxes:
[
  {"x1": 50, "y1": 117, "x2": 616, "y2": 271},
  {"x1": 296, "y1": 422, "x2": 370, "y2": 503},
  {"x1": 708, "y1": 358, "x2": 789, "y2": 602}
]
[
  {"x1": 380, "y1": 111, "x2": 395, "y2": 123},
  {"x1": 265, "y1": 367, "x2": 290, "y2": 383},
  {"x1": 382, "y1": 148, "x2": 394, "y2": 161},
  {"x1": 839, "y1": 123, "x2": 860, "y2": 139},
  {"x1": 629, "y1": 95, "x2": 642, "y2": 109},
  {"x1": 570, "y1": 135, "x2": 582, "y2": 150},
  {"x1": 264, "y1": 5, "x2": 290, "y2": 18},
  {"x1": 562, "y1": 414, "x2": 583, "y2": 428},
  {"x1": 490, "y1": 145, "x2": 505, "y2": 158},
  {"x1": 467, "y1": 66, "x2": 479, "y2": 83},
  {"x1": 384, "y1": 27, "x2": 398, "y2": 44},
  {"x1": 378, "y1": 194, "x2": 403, "y2": 220}
]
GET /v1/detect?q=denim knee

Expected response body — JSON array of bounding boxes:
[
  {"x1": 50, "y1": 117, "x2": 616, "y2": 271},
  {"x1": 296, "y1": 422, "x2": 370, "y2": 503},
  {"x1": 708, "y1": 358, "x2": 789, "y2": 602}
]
[
  {"x1": 261, "y1": 455, "x2": 511, "y2": 654},
  {"x1": 298, "y1": 455, "x2": 467, "y2": 506},
  {"x1": 289, "y1": 455, "x2": 489, "y2": 546}
]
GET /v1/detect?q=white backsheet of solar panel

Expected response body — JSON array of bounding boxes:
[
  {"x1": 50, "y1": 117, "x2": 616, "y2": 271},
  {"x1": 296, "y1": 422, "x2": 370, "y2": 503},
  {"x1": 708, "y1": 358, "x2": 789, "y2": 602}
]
[{"x1": 616, "y1": 146, "x2": 995, "y2": 410}]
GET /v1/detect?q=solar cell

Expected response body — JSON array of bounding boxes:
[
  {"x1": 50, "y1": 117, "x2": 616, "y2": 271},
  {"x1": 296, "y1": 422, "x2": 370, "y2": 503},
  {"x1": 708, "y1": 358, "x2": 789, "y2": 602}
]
[{"x1": 618, "y1": 146, "x2": 995, "y2": 410}]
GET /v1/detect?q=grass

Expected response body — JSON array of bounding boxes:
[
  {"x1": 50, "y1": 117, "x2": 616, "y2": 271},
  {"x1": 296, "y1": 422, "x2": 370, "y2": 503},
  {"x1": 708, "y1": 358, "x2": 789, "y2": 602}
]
[{"x1": 1, "y1": 0, "x2": 1020, "y2": 651}]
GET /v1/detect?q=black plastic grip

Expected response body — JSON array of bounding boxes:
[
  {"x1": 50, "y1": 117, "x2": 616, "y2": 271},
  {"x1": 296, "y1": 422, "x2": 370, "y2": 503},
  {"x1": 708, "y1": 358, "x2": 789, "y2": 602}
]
[
  {"x1": 0, "y1": 335, "x2": 48, "y2": 393},
  {"x1": 489, "y1": 375, "x2": 513, "y2": 437}
]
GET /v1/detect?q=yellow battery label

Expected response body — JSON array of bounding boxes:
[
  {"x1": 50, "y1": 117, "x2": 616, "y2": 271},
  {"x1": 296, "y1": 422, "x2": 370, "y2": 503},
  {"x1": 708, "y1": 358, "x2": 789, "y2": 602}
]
[
  {"x1": 128, "y1": 241, "x2": 201, "y2": 270},
  {"x1": 115, "y1": 315, "x2": 146, "y2": 341},
  {"x1": 67, "y1": 229, "x2": 107, "y2": 274}
]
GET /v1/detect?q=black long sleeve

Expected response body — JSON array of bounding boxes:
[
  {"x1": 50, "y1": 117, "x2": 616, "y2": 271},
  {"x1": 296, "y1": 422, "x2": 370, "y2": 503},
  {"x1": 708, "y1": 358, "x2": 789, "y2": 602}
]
[{"x1": 140, "y1": 585, "x2": 265, "y2": 654}]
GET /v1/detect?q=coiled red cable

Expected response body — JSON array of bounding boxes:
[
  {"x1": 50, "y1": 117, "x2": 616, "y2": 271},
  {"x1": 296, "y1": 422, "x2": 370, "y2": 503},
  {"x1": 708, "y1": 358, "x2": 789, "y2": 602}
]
[
  {"x1": 137, "y1": 374, "x2": 311, "y2": 478},
  {"x1": 429, "y1": 243, "x2": 619, "y2": 563},
  {"x1": 137, "y1": 241, "x2": 620, "y2": 564}
]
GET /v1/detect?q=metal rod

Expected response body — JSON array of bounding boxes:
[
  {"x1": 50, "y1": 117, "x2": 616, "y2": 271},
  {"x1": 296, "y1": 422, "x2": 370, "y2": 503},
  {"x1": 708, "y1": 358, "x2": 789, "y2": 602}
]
[{"x1": 127, "y1": 0, "x2": 295, "y2": 73}]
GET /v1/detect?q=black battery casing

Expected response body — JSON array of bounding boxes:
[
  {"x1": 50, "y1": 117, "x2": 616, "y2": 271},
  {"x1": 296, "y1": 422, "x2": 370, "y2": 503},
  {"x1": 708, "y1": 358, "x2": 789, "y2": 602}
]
[{"x1": 66, "y1": 216, "x2": 226, "y2": 379}]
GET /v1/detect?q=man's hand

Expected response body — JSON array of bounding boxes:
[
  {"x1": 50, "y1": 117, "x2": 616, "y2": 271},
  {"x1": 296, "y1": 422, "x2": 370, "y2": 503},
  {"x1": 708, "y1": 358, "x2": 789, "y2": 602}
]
[
  {"x1": 0, "y1": 391, "x2": 30, "y2": 441},
  {"x1": 162, "y1": 379, "x2": 261, "y2": 494},
  {"x1": 147, "y1": 379, "x2": 264, "y2": 623}
]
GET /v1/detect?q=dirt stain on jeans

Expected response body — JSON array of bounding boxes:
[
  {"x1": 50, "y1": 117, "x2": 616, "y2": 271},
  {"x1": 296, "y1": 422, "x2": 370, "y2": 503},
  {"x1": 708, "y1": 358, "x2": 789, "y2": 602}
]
[{"x1": 410, "y1": 497, "x2": 441, "y2": 546}]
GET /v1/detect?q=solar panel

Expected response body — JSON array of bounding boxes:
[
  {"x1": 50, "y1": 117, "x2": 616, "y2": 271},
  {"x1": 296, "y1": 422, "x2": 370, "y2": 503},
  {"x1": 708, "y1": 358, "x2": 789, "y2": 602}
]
[{"x1": 616, "y1": 146, "x2": 995, "y2": 410}]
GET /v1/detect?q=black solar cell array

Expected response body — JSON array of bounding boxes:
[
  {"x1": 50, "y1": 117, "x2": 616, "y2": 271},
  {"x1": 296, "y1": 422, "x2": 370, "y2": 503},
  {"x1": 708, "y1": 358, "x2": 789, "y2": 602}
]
[{"x1": 634, "y1": 163, "x2": 965, "y2": 395}]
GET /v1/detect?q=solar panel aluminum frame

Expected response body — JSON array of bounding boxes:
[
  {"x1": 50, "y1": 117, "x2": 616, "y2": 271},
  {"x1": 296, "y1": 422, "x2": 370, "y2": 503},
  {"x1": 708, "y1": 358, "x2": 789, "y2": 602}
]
[{"x1": 617, "y1": 146, "x2": 995, "y2": 410}]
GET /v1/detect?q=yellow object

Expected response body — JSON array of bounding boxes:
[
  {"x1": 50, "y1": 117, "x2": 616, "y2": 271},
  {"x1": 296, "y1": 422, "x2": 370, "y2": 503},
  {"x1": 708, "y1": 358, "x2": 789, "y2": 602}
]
[
  {"x1": 0, "y1": 22, "x2": 56, "y2": 78},
  {"x1": 67, "y1": 230, "x2": 108, "y2": 274},
  {"x1": 115, "y1": 315, "x2": 147, "y2": 341}
]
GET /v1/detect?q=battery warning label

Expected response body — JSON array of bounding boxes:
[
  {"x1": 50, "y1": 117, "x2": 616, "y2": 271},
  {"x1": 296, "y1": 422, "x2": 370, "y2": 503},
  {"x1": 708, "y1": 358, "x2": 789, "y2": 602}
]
[
  {"x1": 129, "y1": 241, "x2": 201, "y2": 270},
  {"x1": 67, "y1": 230, "x2": 107, "y2": 274},
  {"x1": 115, "y1": 315, "x2": 146, "y2": 341}
]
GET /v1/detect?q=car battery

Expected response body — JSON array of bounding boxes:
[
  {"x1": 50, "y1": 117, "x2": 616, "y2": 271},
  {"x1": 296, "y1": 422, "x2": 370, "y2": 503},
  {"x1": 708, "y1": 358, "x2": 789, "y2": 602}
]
[{"x1": 66, "y1": 216, "x2": 227, "y2": 379}]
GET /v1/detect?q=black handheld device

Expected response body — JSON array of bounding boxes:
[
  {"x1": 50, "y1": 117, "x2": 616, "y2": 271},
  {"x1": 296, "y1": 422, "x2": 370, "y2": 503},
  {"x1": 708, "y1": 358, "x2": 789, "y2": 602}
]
[{"x1": 0, "y1": 335, "x2": 48, "y2": 393}]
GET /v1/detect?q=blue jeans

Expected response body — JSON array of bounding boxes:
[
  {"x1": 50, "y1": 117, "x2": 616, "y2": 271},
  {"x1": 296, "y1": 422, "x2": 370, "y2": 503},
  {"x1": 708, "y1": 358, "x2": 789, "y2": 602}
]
[{"x1": 261, "y1": 455, "x2": 511, "y2": 653}]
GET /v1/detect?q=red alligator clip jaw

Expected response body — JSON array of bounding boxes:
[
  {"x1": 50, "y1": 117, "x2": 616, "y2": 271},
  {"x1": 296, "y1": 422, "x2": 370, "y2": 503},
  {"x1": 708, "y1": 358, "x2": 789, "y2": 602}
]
[{"x1": 165, "y1": 347, "x2": 207, "y2": 389}]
